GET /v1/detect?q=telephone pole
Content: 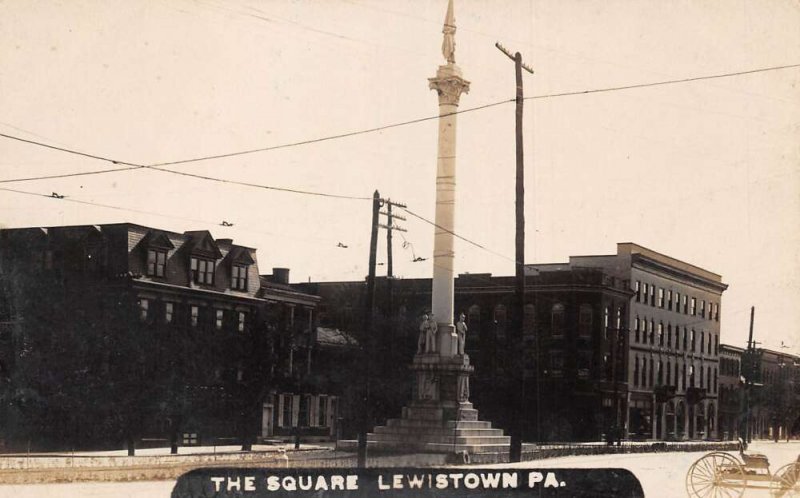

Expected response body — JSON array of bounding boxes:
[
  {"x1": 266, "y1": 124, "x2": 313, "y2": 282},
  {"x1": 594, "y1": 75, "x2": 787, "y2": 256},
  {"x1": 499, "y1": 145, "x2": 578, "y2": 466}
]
[
  {"x1": 358, "y1": 190, "x2": 381, "y2": 468},
  {"x1": 496, "y1": 41, "x2": 534, "y2": 463},
  {"x1": 379, "y1": 199, "x2": 407, "y2": 333}
]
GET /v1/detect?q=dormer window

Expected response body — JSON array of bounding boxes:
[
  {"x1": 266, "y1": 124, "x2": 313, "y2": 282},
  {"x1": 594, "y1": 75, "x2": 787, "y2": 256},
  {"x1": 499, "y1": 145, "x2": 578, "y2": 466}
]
[
  {"x1": 147, "y1": 249, "x2": 167, "y2": 277},
  {"x1": 232, "y1": 264, "x2": 248, "y2": 291},
  {"x1": 191, "y1": 257, "x2": 215, "y2": 285}
]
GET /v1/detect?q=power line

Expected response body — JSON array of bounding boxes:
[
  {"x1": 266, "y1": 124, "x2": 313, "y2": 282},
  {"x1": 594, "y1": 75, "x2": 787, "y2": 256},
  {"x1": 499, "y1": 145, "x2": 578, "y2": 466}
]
[
  {"x1": 0, "y1": 62, "x2": 797, "y2": 187},
  {"x1": 146, "y1": 100, "x2": 513, "y2": 167},
  {"x1": 0, "y1": 132, "x2": 143, "y2": 168},
  {"x1": 143, "y1": 165, "x2": 373, "y2": 200},
  {"x1": 525, "y1": 63, "x2": 800, "y2": 101},
  {"x1": 402, "y1": 207, "x2": 520, "y2": 266}
]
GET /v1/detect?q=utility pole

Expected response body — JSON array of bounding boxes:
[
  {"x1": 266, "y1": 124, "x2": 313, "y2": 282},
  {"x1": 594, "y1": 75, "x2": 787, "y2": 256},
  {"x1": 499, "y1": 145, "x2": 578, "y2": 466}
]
[
  {"x1": 358, "y1": 190, "x2": 381, "y2": 468},
  {"x1": 379, "y1": 200, "x2": 407, "y2": 339},
  {"x1": 742, "y1": 306, "x2": 756, "y2": 445},
  {"x1": 496, "y1": 41, "x2": 534, "y2": 463}
]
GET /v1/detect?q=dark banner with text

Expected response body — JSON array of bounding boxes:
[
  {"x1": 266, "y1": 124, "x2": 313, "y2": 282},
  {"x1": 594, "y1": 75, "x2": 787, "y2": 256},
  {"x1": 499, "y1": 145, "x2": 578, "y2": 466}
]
[{"x1": 171, "y1": 467, "x2": 644, "y2": 497}]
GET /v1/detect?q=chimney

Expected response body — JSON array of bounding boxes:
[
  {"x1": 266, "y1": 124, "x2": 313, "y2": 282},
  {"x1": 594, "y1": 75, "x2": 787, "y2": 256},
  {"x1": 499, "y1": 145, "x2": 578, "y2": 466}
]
[{"x1": 272, "y1": 267, "x2": 290, "y2": 285}]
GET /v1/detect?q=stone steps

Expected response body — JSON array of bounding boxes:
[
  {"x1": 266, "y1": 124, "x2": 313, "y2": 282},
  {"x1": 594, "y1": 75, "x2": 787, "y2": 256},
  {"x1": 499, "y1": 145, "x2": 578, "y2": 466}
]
[
  {"x1": 373, "y1": 426, "x2": 504, "y2": 437},
  {"x1": 384, "y1": 418, "x2": 492, "y2": 429},
  {"x1": 367, "y1": 433, "x2": 511, "y2": 445}
]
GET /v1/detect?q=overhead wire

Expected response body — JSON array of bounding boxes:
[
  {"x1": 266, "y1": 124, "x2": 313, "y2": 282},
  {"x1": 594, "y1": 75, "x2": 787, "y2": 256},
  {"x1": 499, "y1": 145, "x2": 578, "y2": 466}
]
[{"x1": 0, "y1": 62, "x2": 797, "y2": 185}]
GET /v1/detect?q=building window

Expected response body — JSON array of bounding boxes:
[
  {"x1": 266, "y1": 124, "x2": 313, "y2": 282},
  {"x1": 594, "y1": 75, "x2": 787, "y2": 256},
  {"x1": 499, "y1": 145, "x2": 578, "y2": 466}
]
[
  {"x1": 667, "y1": 290, "x2": 673, "y2": 310},
  {"x1": 642, "y1": 283, "x2": 648, "y2": 304},
  {"x1": 649, "y1": 358, "x2": 654, "y2": 386},
  {"x1": 191, "y1": 257, "x2": 215, "y2": 285},
  {"x1": 658, "y1": 322, "x2": 664, "y2": 346},
  {"x1": 318, "y1": 396, "x2": 328, "y2": 426},
  {"x1": 232, "y1": 264, "x2": 248, "y2": 291},
  {"x1": 550, "y1": 352, "x2": 564, "y2": 377},
  {"x1": 578, "y1": 304, "x2": 592, "y2": 337},
  {"x1": 649, "y1": 285, "x2": 655, "y2": 306},
  {"x1": 139, "y1": 298, "x2": 149, "y2": 322},
  {"x1": 282, "y1": 395, "x2": 294, "y2": 428},
  {"x1": 649, "y1": 319, "x2": 655, "y2": 345},
  {"x1": 666, "y1": 360, "x2": 672, "y2": 386},
  {"x1": 689, "y1": 365, "x2": 695, "y2": 387},
  {"x1": 165, "y1": 302, "x2": 174, "y2": 324},
  {"x1": 524, "y1": 304, "x2": 536, "y2": 335},
  {"x1": 634, "y1": 316, "x2": 640, "y2": 343},
  {"x1": 700, "y1": 365, "x2": 704, "y2": 388},
  {"x1": 657, "y1": 360, "x2": 663, "y2": 385},
  {"x1": 690, "y1": 297, "x2": 696, "y2": 316},
  {"x1": 683, "y1": 327, "x2": 688, "y2": 350},
  {"x1": 551, "y1": 304, "x2": 565, "y2": 337},
  {"x1": 658, "y1": 288, "x2": 664, "y2": 308},
  {"x1": 674, "y1": 292, "x2": 680, "y2": 313},
  {"x1": 635, "y1": 281, "x2": 641, "y2": 302},
  {"x1": 190, "y1": 305, "x2": 199, "y2": 327},
  {"x1": 214, "y1": 309, "x2": 224, "y2": 330},
  {"x1": 683, "y1": 295, "x2": 688, "y2": 314},
  {"x1": 714, "y1": 335, "x2": 718, "y2": 356},
  {"x1": 691, "y1": 329, "x2": 696, "y2": 352},
  {"x1": 667, "y1": 324, "x2": 672, "y2": 348},
  {"x1": 634, "y1": 357, "x2": 640, "y2": 386},
  {"x1": 577, "y1": 352, "x2": 591, "y2": 379},
  {"x1": 603, "y1": 307, "x2": 609, "y2": 339},
  {"x1": 713, "y1": 303, "x2": 719, "y2": 321},
  {"x1": 238, "y1": 311, "x2": 246, "y2": 332},
  {"x1": 147, "y1": 249, "x2": 167, "y2": 277},
  {"x1": 700, "y1": 300, "x2": 706, "y2": 318},
  {"x1": 468, "y1": 305, "x2": 481, "y2": 330},
  {"x1": 641, "y1": 358, "x2": 647, "y2": 387},
  {"x1": 682, "y1": 363, "x2": 687, "y2": 390}
]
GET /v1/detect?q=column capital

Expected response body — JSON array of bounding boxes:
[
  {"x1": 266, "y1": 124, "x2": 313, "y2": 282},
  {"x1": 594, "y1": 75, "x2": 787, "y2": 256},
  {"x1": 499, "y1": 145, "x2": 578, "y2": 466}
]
[{"x1": 429, "y1": 64, "x2": 470, "y2": 106}]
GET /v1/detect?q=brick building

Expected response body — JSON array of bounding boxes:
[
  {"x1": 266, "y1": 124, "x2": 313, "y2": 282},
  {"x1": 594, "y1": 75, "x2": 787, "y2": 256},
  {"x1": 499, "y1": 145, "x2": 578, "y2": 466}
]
[
  {"x1": 0, "y1": 223, "x2": 339, "y2": 452},
  {"x1": 299, "y1": 266, "x2": 633, "y2": 443},
  {"x1": 534, "y1": 243, "x2": 729, "y2": 440}
]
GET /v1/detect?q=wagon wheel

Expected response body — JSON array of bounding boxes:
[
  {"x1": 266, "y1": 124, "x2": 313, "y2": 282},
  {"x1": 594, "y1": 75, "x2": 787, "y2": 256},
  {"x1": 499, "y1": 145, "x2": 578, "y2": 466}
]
[
  {"x1": 770, "y1": 462, "x2": 800, "y2": 497},
  {"x1": 685, "y1": 452, "x2": 746, "y2": 498}
]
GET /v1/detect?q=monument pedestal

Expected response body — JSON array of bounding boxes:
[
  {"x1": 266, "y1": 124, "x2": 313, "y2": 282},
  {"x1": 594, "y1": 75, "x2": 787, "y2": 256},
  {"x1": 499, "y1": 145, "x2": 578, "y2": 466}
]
[{"x1": 337, "y1": 353, "x2": 510, "y2": 461}]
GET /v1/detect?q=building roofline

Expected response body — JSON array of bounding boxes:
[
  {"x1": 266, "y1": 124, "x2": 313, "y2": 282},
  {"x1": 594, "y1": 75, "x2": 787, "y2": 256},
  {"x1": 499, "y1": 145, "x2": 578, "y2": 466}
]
[
  {"x1": 617, "y1": 242, "x2": 723, "y2": 281},
  {"x1": 0, "y1": 222, "x2": 257, "y2": 250}
]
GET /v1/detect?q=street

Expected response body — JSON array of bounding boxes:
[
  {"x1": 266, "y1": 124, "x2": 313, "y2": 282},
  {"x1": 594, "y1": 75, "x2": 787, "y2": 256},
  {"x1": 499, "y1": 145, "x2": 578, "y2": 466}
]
[{"x1": 0, "y1": 441, "x2": 797, "y2": 497}]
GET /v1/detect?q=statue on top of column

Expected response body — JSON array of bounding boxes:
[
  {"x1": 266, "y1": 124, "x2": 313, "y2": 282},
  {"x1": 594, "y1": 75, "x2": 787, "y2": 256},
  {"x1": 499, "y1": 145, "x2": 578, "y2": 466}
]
[{"x1": 441, "y1": 0, "x2": 456, "y2": 64}]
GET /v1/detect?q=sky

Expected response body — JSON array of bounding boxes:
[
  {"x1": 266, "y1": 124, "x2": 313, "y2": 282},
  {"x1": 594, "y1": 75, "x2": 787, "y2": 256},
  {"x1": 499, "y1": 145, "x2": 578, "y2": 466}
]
[{"x1": 0, "y1": 0, "x2": 798, "y2": 355}]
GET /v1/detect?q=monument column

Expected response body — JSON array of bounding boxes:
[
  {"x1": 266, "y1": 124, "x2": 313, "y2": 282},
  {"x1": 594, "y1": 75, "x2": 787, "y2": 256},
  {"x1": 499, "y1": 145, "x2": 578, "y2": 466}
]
[{"x1": 428, "y1": 0, "x2": 470, "y2": 356}]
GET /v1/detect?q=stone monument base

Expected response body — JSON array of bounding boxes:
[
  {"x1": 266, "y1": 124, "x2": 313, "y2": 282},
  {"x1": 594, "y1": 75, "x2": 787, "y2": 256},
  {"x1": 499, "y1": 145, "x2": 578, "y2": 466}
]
[{"x1": 337, "y1": 354, "x2": 510, "y2": 461}]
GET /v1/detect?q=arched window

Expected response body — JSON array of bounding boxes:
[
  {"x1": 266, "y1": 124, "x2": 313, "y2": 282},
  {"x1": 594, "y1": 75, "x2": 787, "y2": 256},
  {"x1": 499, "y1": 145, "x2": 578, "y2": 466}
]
[
  {"x1": 578, "y1": 304, "x2": 592, "y2": 337},
  {"x1": 524, "y1": 304, "x2": 536, "y2": 335},
  {"x1": 551, "y1": 303, "x2": 565, "y2": 337}
]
